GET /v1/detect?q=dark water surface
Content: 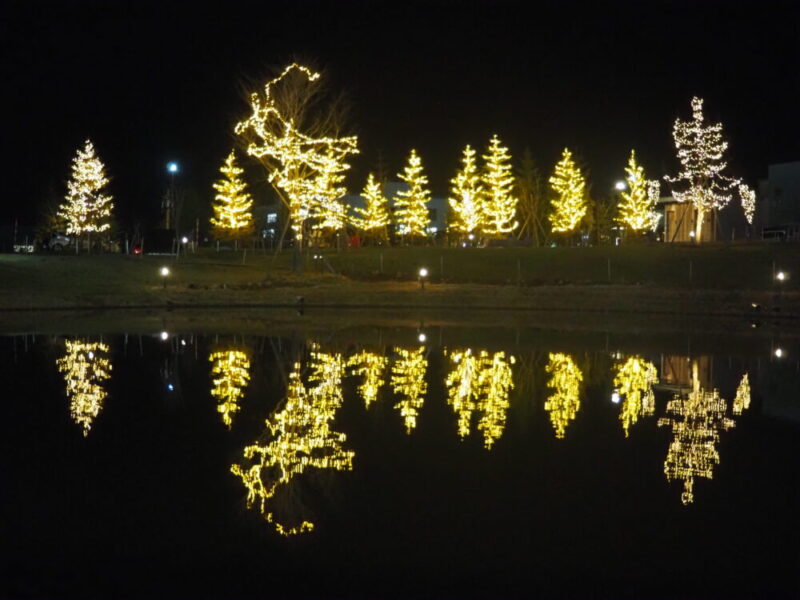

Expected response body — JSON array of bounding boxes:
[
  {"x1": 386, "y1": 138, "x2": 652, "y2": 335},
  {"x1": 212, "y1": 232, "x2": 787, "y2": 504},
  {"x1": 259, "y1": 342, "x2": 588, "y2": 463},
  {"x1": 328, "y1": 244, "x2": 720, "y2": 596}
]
[{"x1": 2, "y1": 323, "x2": 798, "y2": 598}]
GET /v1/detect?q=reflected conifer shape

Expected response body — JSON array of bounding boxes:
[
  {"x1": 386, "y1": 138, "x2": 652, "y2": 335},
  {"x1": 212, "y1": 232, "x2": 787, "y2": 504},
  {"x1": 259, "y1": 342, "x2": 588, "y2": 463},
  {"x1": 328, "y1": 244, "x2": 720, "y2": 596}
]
[
  {"x1": 613, "y1": 356, "x2": 658, "y2": 437},
  {"x1": 391, "y1": 346, "x2": 428, "y2": 433},
  {"x1": 444, "y1": 349, "x2": 481, "y2": 438},
  {"x1": 231, "y1": 349, "x2": 354, "y2": 536},
  {"x1": 732, "y1": 373, "x2": 751, "y2": 415},
  {"x1": 209, "y1": 349, "x2": 251, "y2": 428},
  {"x1": 657, "y1": 361, "x2": 735, "y2": 504},
  {"x1": 347, "y1": 350, "x2": 388, "y2": 408},
  {"x1": 475, "y1": 351, "x2": 515, "y2": 449},
  {"x1": 544, "y1": 352, "x2": 583, "y2": 439},
  {"x1": 56, "y1": 340, "x2": 112, "y2": 436}
]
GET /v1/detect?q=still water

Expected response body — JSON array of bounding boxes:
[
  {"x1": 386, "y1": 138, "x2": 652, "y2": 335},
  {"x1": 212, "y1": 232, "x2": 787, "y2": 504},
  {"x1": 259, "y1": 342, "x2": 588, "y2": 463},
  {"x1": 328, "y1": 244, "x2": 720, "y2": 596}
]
[{"x1": 2, "y1": 323, "x2": 798, "y2": 598}]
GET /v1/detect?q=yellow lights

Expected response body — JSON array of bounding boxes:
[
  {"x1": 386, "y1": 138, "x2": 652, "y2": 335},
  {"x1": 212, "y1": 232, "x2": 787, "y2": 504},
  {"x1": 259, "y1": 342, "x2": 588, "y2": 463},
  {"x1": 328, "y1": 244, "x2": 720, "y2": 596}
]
[
  {"x1": 616, "y1": 151, "x2": 661, "y2": 233},
  {"x1": 209, "y1": 349, "x2": 251, "y2": 429},
  {"x1": 666, "y1": 97, "x2": 742, "y2": 241},
  {"x1": 347, "y1": 350, "x2": 388, "y2": 408},
  {"x1": 448, "y1": 144, "x2": 485, "y2": 236},
  {"x1": 235, "y1": 63, "x2": 359, "y2": 248},
  {"x1": 732, "y1": 373, "x2": 751, "y2": 416},
  {"x1": 739, "y1": 184, "x2": 756, "y2": 225},
  {"x1": 390, "y1": 346, "x2": 428, "y2": 433},
  {"x1": 395, "y1": 149, "x2": 432, "y2": 238},
  {"x1": 210, "y1": 151, "x2": 254, "y2": 240},
  {"x1": 544, "y1": 352, "x2": 583, "y2": 438},
  {"x1": 56, "y1": 339, "x2": 112, "y2": 437},
  {"x1": 481, "y1": 135, "x2": 518, "y2": 236},
  {"x1": 444, "y1": 349, "x2": 480, "y2": 439},
  {"x1": 549, "y1": 148, "x2": 587, "y2": 233},
  {"x1": 351, "y1": 173, "x2": 390, "y2": 241},
  {"x1": 230, "y1": 348, "x2": 353, "y2": 536},
  {"x1": 58, "y1": 139, "x2": 114, "y2": 239},
  {"x1": 613, "y1": 356, "x2": 658, "y2": 437}
]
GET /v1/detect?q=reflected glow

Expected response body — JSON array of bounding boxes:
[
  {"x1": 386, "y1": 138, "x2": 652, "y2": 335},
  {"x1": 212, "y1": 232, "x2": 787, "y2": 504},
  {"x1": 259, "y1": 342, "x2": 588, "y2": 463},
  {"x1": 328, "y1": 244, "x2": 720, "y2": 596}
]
[
  {"x1": 732, "y1": 373, "x2": 751, "y2": 416},
  {"x1": 613, "y1": 356, "x2": 658, "y2": 437},
  {"x1": 347, "y1": 350, "x2": 388, "y2": 408},
  {"x1": 391, "y1": 346, "x2": 428, "y2": 433},
  {"x1": 209, "y1": 349, "x2": 251, "y2": 428},
  {"x1": 445, "y1": 349, "x2": 480, "y2": 439},
  {"x1": 475, "y1": 351, "x2": 515, "y2": 449},
  {"x1": 56, "y1": 340, "x2": 112, "y2": 436},
  {"x1": 231, "y1": 349, "x2": 353, "y2": 535},
  {"x1": 544, "y1": 352, "x2": 583, "y2": 439}
]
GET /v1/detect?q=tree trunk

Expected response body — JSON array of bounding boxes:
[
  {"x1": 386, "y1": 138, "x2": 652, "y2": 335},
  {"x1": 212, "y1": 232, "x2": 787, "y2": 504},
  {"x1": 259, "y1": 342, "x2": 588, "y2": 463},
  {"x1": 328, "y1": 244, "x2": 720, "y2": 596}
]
[{"x1": 694, "y1": 209, "x2": 704, "y2": 243}]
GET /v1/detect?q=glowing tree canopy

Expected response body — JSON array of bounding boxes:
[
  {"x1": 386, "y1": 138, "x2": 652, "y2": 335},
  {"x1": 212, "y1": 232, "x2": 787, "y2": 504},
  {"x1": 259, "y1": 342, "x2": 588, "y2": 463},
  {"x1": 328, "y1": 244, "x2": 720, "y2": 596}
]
[
  {"x1": 231, "y1": 348, "x2": 353, "y2": 536},
  {"x1": 616, "y1": 151, "x2": 661, "y2": 233},
  {"x1": 56, "y1": 339, "x2": 112, "y2": 436},
  {"x1": 548, "y1": 148, "x2": 586, "y2": 234},
  {"x1": 390, "y1": 346, "x2": 428, "y2": 433},
  {"x1": 394, "y1": 149, "x2": 431, "y2": 238},
  {"x1": 310, "y1": 148, "x2": 349, "y2": 233},
  {"x1": 210, "y1": 151, "x2": 254, "y2": 241},
  {"x1": 481, "y1": 135, "x2": 518, "y2": 236},
  {"x1": 59, "y1": 139, "x2": 114, "y2": 241},
  {"x1": 448, "y1": 145, "x2": 486, "y2": 236},
  {"x1": 475, "y1": 350, "x2": 514, "y2": 449},
  {"x1": 544, "y1": 352, "x2": 583, "y2": 438},
  {"x1": 445, "y1": 349, "x2": 481, "y2": 439},
  {"x1": 209, "y1": 349, "x2": 251, "y2": 429},
  {"x1": 613, "y1": 356, "x2": 658, "y2": 437},
  {"x1": 347, "y1": 350, "x2": 388, "y2": 408},
  {"x1": 351, "y1": 173, "x2": 390, "y2": 241},
  {"x1": 665, "y1": 97, "x2": 750, "y2": 241},
  {"x1": 235, "y1": 63, "x2": 359, "y2": 248},
  {"x1": 739, "y1": 184, "x2": 756, "y2": 226}
]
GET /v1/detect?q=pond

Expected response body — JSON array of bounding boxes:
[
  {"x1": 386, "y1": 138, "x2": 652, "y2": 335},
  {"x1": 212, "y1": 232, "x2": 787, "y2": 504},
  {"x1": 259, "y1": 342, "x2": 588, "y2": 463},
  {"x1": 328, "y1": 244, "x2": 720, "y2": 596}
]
[{"x1": 2, "y1": 319, "x2": 798, "y2": 598}]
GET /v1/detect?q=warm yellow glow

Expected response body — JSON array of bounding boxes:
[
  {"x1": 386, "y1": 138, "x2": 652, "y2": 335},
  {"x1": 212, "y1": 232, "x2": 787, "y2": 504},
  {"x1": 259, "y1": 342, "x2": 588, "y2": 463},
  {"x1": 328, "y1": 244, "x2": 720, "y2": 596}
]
[
  {"x1": 351, "y1": 173, "x2": 390, "y2": 241},
  {"x1": 209, "y1": 349, "x2": 251, "y2": 429},
  {"x1": 230, "y1": 349, "x2": 353, "y2": 535},
  {"x1": 613, "y1": 356, "x2": 658, "y2": 437},
  {"x1": 617, "y1": 150, "x2": 661, "y2": 233},
  {"x1": 347, "y1": 350, "x2": 388, "y2": 408},
  {"x1": 448, "y1": 145, "x2": 485, "y2": 235},
  {"x1": 444, "y1": 349, "x2": 480, "y2": 439},
  {"x1": 56, "y1": 339, "x2": 112, "y2": 436},
  {"x1": 475, "y1": 351, "x2": 515, "y2": 449},
  {"x1": 58, "y1": 140, "x2": 114, "y2": 237},
  {"x1": 394, "y1": 149, "x2": 431, "y2": 238},
  {"x1": 544, "y1": 352, "x2": 583, "y2": 438},
  {"x1": 657, "y1": 361, "x2": 735, "y2": 504},
  {"x1": 481, "y1": 135, "x2": 518, "y2": 236},
  {"x1": 548, "y1": 148, "x2": 586, "y2": 233},
  {"x1": 739, "y1": 184, "x2": 756, "y2": 225},
  {"x1": 235, "y1": 63, "x2": 359, "y2": 246},
  {"x1": 210, "y1": 151, "x2": 254, "y2": 239},
  {"x1": 390, "y1": 346, "x2": 428, "y2": 433},
  {"x1": 732, "y1": 373, "x2": 751, "y2": 415}
]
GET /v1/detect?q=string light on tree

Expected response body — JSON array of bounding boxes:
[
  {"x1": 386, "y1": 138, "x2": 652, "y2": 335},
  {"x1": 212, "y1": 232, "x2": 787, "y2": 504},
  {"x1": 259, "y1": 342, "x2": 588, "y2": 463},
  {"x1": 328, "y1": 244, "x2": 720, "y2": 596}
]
[
  {"x1": 390, "y1": 346, "x2": 428, "y2": 433},
  {"x1": 544, "y1": 352, "x2": 583, "y2": 438},
  {"x1": 210, "y1": 151, "x2": 255, "y2": 244},
  {"x1": 448, "y1": 145, "x2": 486, "y2": 237},
  {"x1": 209, "y1": 349, "x2": 251, "y2": 429},
  {"x1": 351, "y1": 173, "x2": 390, "y2": 243},
  {"x1": 548, "y1": 148, "x2": 587, "y2": 234},
  {"x1": 616, "y1": 151, "x2": 661, "y2": 233},
  {"x1": 394, "y1": 149, "x2": 432, "y2": 239},
  {"x1": 739, "y1": 184, "x2": 756, "y2": 225},
  {"x1": 56, "y1": 339, "x2": 112, "y2": 436},
  {"x1": 481, "y1": 135, "x2": 518, "y2": 237},
  {"x1": 347, "y1": 350, "x2": 388, "y2": 408}
]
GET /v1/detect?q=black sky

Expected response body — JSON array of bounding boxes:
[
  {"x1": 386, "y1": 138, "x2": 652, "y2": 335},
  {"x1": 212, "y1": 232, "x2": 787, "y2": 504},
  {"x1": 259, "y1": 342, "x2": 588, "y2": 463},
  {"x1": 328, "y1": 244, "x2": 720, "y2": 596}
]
[{"x1": 2, "y1": 0, "x2": 799, "y2": 228}]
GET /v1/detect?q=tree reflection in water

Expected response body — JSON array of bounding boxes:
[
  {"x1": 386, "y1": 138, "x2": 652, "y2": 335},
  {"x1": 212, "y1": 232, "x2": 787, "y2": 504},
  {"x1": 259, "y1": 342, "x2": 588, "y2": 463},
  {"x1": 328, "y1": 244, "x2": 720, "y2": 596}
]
[
  {"x1": 544, "y1": 352, "x2": 583, "y2": 439},
  {"x1": 56, "y1": 339, "x2": 112, "y2": 437},
  {"x1": 208, "y1": 349, "x2": 251, "y2": 429}
]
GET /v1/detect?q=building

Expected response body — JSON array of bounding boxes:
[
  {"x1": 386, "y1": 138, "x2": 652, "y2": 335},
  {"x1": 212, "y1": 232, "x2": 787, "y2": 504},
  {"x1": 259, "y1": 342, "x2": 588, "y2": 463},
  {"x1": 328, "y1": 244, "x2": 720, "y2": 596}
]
[
  {"x1": 756, "y1": 161, "x2": 800, "y2": 240},
  {"x1": 660, "y1": 194, "x2": 749, "y2": 243}
]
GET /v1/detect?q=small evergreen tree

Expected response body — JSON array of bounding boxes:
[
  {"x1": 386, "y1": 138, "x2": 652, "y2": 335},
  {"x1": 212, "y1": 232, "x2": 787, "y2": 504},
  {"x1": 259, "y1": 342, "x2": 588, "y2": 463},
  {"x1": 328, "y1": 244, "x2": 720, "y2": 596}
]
[
  {"x1": 394, "y1": 149, "x2": 431, "y2": 241},
  {"x1": 548, "y1": 148, "x2": 587, "y2": 236},
  {"x1": 448, "y1": 144, "x2": 485, "y2": 238},
  {"x1": 352, "y1": 173, "x2": 390, "y2": 244},
  {"x1": 210, "y1": 151, "x2": 254, "y2": 246},
  {"x1": 481, "y1": 135, "x2": 518, "y2": 237}
]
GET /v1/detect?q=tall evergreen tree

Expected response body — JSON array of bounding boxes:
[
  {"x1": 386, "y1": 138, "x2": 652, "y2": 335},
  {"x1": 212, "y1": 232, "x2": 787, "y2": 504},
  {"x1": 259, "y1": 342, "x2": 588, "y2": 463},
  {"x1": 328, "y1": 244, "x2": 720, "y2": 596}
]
[
  {"x1": 394, "y1": 149, "x2": 431, "y2": 240},
  {"x1": 548, "y1": 148, "x2": 587, "y2": 235},
  {"x1": 481, "y1": 135, "x2": 518, "y2": 237},
  {"x1": 448, "y1": 144, "x2": 485, "y2": 237}
]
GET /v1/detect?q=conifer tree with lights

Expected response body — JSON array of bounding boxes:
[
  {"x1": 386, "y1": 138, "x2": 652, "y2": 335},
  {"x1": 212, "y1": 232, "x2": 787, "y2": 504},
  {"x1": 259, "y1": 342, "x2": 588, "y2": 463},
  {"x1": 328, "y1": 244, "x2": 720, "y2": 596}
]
[
  {"x1": 210, "y1": 151, "x2": 254, "y2": 248},
  {"x1": 665, "y1": 97, "x2": 751, "y2": 242},
  {"x1": 394, "y1": 149, "x2": 431, "y2": 241},
  {"x1": 481, "y1": 135, "x2": 518, "y2": 237},
  {"x1": 548, "y1": 148, "x2": 587, "y2": 238},
  {"x1": 351, "y1": 173, "x2": 390, "y2": 244},
  {"x1": 616, "y1": 150, "x2": 661, "y2": 235},
  {"x1": 308, "y1": 148, "x2": 349, "y2": 244},
  {"x1": 58, "y1": 139, "x2": 114, "y2": 252},
  {"x1": 448, "y1": 144, "x2": 485, "y2": 239}
]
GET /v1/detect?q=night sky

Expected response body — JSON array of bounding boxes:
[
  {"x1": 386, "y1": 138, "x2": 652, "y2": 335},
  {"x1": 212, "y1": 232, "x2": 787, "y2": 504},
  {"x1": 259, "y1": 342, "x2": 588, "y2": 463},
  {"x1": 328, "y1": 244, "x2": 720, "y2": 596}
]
[{"x1": 3, "y1": 0, "x2": 799, "y2": 228}]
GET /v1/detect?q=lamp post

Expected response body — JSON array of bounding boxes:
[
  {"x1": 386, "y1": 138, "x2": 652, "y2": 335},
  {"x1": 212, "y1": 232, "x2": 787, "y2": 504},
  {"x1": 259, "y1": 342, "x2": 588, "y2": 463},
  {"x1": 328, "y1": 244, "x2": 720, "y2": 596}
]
[
  {"x1": 160, "y1": 266, "x2": 170, "y2": 289},
  {"x1": 165, "y1": 162, "x2": 179, "y2": 230},
  {"x1": 418, "y1": 267, "x2": 429, "y2": 290}
]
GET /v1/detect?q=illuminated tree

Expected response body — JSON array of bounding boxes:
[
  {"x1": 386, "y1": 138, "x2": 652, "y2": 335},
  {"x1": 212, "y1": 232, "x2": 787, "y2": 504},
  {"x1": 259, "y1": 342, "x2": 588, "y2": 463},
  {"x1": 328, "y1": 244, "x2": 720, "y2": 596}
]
[
  {"x1": 613, "y1": 356, "x2": 658, "y2": 437},
  {"x1": 448, "y1": 145, "x2": 485, "y2": 236},
  {"x1": 235, "y1": 63, "x2": 359, "y2": 249},
  {"x1": 58, "y1": 140, "x2": 113, "y2": 251},
  {"x1": 210, "y1": 151, "x2": 254, "y2": 246},
  {"x1": 231, "y1": 348, "x2": 353, "y2": 535},
  {"x1": 544, "y1": 352, "x2": 583, "y2": 438},
  {"x1": 394, "y1": 149, "x2": 431, "y2": 240},
  {"x1": 351, "y1": 173, "x2": 390, "y2": 243},
  {"x1": 390, "y1": 346, "x2": 428, "y2": 433},
  {"x1": 548, "y1": 148, "x2": 586, "y2": 234},
  {"x1": 347, "y1": 350, "x2": 388, "y2": 408},
  {"x1": 739, "y1": 184, "x2": 756, "y2": 226},
  {"x1": 616, "y1": 151, "x2": 661, "y2": 234},
  {"x1": 481, "y1": 135, "x2": 518, "y2": 236},
  {"x1": 56, "y1": 339, "x2": 112, "y2": 436},
  {"x1": 209, "y1": 349, "x2": 251, "y2": 428},
  {"x1": 665, "y1": 97, "x2": 750, "y2": 242}
]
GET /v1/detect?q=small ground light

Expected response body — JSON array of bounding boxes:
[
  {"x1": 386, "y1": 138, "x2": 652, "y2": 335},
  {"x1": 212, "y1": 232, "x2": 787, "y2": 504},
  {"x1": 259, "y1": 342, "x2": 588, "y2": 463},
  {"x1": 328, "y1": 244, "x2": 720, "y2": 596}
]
[
  {"x1": 181, "y1": 236, "x2": 189, "y2": 244},
  {"x1": 776, "y1": 271, "x2": 786, "y2": 281},
  {"x1": 160, "y1": 331, "x2": 169, "y2": 341},
  {"x1": 418, "y1": 333, "x2": 427, "y2": 343},
  {"x1": 418, "y1": 267, "x2": 429, "y2": 290},
  {"x1": 611, "y1": 390, "x2": 621, "y2": 404},
  {"x1": 160, "y1": 266, "x2": 170, "y2": 288},
  {"x1": 775, "y1": 348, "x2": 784, "y2": 358}
]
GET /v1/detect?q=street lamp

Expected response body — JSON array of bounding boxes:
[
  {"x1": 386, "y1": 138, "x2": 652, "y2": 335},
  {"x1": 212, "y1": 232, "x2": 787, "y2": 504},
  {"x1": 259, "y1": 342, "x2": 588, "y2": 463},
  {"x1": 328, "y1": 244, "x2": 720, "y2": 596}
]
[
  {"x1": 418, "y1": 332, "x2": 427, "y2": 343},
  {"x1": 418, "y1": 267, "x2": 429, "y2": 290},
  {"x1": 165, "y1": 162, "x2": 180, "y2": 230},
  {"x1": 614, "y1": 181, "x2": 626, "y2": 191},
  {"x1": 160, "y1": 265, "x2": 170, "y2": 289}
]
